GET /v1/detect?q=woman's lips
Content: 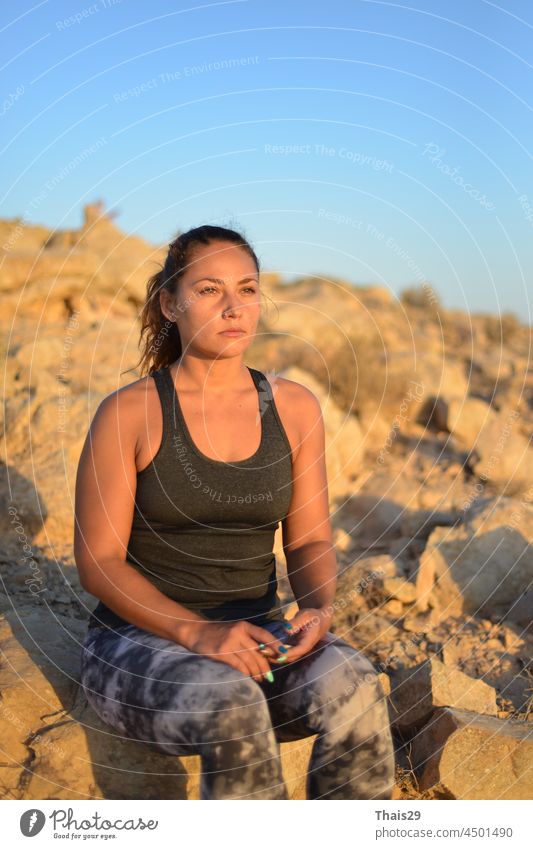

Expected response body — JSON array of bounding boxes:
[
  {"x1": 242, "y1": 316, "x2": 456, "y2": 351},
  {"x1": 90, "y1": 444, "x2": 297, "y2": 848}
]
[{"x1": 219, "y1": 330, "x2": 246, "y2": 335}]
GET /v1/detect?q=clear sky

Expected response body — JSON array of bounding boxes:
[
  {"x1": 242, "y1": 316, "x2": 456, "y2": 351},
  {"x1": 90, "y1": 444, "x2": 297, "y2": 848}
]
[{"x1": 1, "y1": 0, "x2": 532, "y2": 319}]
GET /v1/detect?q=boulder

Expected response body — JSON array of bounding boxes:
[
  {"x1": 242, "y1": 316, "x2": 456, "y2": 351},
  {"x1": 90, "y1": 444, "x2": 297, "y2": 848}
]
[
  {"x1": 431, "y1": 396, "x2": 533, "y2": 494},
  {"x1": 388, "y1": 657, "x2": 498, "y2": 732},
  {"x1": 278, "y1": 366, "x2": 365, "y2": 498},
  {"x1": 415, "y1": 498, "x2": 533, "y2": 625},
  {"x1": 382, "y1": 576, "x2": 417, "y2": 604},
  {"x1": 334, "y1": 493, "x2": 404, "y2": 545},
  {"x1": 411, "y1": 707, "x2": 533, "y2": 799}
]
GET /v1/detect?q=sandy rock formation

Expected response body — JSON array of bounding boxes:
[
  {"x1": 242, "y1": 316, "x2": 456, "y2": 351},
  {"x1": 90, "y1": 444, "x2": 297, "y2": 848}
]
[
  {"x1": 388, "y1": 657, "x2": 498, "y2": 732},
  {"x1": 415, "y1": 498, "x2": 533, "y2": 626},
  {"x1": 277, "y1": 365, "x2": 365, "y2": 499},
  {"x1": 411, "y1": 707, "x2": 533, "y2": 799}
]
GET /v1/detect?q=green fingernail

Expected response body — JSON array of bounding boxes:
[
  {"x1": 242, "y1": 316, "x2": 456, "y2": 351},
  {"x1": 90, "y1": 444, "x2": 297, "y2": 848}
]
[
  {"x1": 257, "y1": 643, "x2": 266, "y2": 649},
  {"x1": 264, "y1": 670, "x2": 274, "y2": 682},
  {"x1": 283, "y1": 622, "x2": 293, "y2": 630},
  {"x1": 274, "y1": 656, "x2": 288, "y2": 663}
]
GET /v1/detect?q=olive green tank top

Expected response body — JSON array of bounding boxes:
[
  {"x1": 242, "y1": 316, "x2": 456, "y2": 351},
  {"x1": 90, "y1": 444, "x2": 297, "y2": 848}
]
[{"x1": 88, "y1": 364, "x2": 293, "y2": 631}]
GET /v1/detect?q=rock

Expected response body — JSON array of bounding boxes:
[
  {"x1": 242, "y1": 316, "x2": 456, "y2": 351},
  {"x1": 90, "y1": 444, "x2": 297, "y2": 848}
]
[
  {"x1": 346, "y1": 553, "x2": 402, "y2": 580},
  {"x1": 335, "y1": 493, "x2": 404, "y2": 544},
  {"x1": 332, "y1": 611, "x2": 403, "y2": 648},
  {"x1": 378, "y1": 672, "x2": 391, "y2": 696},
  {"x1": 0, "y1": 464, "x2": 47, "y2": 539},
  {"x1": 357, "y1": 409, "x2": 396, "y2": 455},
  {"x1": 374, "y1": 554, "x2": 403, "y2": 578},
  {"x1": 388, "y1": 657, "x2": 498, "y2": 732},
  {"x1": 472, "y1": 429, "x2": 533, "y2": 497},
  {"x1": 411, "y1": 707, "x2": 533, "y2": 799},
  {"x1": 278, "y1": 366, "x2": 365, "y2": 499},
  {"x1": 441, "y1": 634, "x2": 533, "y2": 715},
  {"x1": 336, "y1": 556, "x2": 397, "y2": 608},
  {"x1": 333, "y1": 527, "x2": 355, "y2": 552},
  {"x1": 402, "y1": 610, "x2": 441, "y2": 633},
  {"x1": 447, "y1": 396, "x2": 495, "y2": 444},
  {"x1": 419, "y1": 396, "x2": 449, "y2": 432},
  {"x1": 501, "y1": 589, "x2": 533, "y2": 630},
  {"x1": 443, "y1": 398, "x2": 533, "y2": 494},
  {"x1": 502, "y1": 628, "x2": 525, "y2": 652},
  {"x1": 358, "y1": 285, "x2": 394, "y2": 306},
  {"x1": 381, "y1": 600, "x2": 404, "y2": 616},
  {"x1": 387, "y1": 537, "x2": 424, "y2": 571},
  {"x1": 415, "y1": 498, "x2": 533, "y2": 624},
  {"x1": 378, "y1": 352, "x2": 467, "y2": 427},
  {"x1": 470, "y1": 352, "x2": 516, "y2": 387},
  {"x1": 400, "y1": 509, "x2": 458, "y2": 540},
  {"x1": 382, "y1": 576, "x2": 417, "y2": 604}
]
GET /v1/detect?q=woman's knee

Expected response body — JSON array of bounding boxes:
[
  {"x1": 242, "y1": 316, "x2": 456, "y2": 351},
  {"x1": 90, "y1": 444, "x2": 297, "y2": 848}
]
[
  {"x1": 129, "y1": 655, "x2": 274, "y2": 750},
  {"x1": 82, "y1": 646, "x2": 275, "y2": 751},
  {"x1": 330, "y1": 643, "x2": 387, "y2": 707},
  {"x1": 301, "y1": 638, "x2": 389, "y2": 727}
]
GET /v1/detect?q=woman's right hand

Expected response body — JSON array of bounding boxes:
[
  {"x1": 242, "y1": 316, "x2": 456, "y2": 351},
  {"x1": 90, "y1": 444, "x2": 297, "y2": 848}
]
[{"x1": 183, "y1": 619, "x2": 289, "y2": 683}]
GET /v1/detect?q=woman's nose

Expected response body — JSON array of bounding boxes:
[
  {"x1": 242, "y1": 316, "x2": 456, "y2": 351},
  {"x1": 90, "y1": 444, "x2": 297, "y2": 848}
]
[{"x1": 221, "y1": 298, "x2": 240, "y2": 315}]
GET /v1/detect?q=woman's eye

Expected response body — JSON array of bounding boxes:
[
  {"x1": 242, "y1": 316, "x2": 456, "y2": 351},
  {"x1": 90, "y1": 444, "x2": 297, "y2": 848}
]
[{"x1": 199, "y1": 286, "x2": 257, "y2": 295}]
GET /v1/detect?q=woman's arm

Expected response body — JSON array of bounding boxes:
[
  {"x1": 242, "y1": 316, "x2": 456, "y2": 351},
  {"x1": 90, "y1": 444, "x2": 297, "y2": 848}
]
[
  {"x1": 281, "y1": 385, "x2": 338, "y2": 632},
  {"x1": 74, "y1": 389, "x2": 208, "y2": 647}
]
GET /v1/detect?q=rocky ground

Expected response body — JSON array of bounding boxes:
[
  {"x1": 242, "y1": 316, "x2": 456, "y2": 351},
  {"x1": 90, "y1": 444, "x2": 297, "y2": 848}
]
[{"x1": 1, "y1": 204, "x2": 532, "y2": 800}]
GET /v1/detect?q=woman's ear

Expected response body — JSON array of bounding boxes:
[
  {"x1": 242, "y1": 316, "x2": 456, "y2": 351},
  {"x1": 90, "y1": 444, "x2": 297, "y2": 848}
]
[{"x1": 159, "y1": 289, "x2": 176, "y2": 321}]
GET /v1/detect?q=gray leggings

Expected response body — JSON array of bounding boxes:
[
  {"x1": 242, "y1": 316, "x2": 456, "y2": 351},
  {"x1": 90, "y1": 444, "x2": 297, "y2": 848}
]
[{"x1": 80, "y1": 618, "x2": 395, "y2": 800}]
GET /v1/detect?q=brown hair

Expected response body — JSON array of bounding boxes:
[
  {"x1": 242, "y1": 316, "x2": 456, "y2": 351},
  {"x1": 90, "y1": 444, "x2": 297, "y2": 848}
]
[{"x1": 127, "y1": 224, "x2": 262, "y2": 377}]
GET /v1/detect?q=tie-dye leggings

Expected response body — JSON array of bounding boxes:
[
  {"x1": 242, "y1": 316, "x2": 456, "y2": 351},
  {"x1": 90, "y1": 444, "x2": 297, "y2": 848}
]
[{"x1": 80, "y1": 618, "x2": 395, "y2": 800}]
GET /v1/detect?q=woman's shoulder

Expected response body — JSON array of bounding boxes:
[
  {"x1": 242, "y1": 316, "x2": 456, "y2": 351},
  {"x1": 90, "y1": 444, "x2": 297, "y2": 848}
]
[
  {"x1": 259, "y1": 369, "x2": 322, "y2": 413},
  {"x1": 256, "y1": 369, "x2": 323, "y2": 457},
  {"x1": 94, "y1": 371, "x2": 159, "y2": 425}
]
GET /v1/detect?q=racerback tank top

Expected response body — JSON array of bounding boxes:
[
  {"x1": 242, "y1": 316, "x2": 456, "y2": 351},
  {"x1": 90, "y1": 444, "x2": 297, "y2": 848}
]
[{"x1": 88, "y1": 364, "x2": 294, "y2": 631}]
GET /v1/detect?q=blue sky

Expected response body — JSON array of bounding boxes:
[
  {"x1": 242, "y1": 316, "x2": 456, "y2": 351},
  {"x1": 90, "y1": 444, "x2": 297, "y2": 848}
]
[{"x1": 1, "y1": 0, "x2": 532, "y2": 318}]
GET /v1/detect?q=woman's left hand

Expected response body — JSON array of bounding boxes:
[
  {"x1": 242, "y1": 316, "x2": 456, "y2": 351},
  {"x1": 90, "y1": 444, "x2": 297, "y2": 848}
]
[{"x1": 273, "y1": 607, "x2": 333, "y2": 664}]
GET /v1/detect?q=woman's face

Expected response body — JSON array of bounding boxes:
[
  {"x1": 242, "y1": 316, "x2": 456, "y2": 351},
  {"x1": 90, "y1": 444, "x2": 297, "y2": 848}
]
[{"x1": 162, "y1": 240, "x2": 261, "y2": 359}]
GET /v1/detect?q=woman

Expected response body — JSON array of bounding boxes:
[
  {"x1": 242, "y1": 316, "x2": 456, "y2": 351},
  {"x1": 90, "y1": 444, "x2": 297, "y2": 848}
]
[{"x1": 76, "y1": 224, "x2": 395, "y2": 800}]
